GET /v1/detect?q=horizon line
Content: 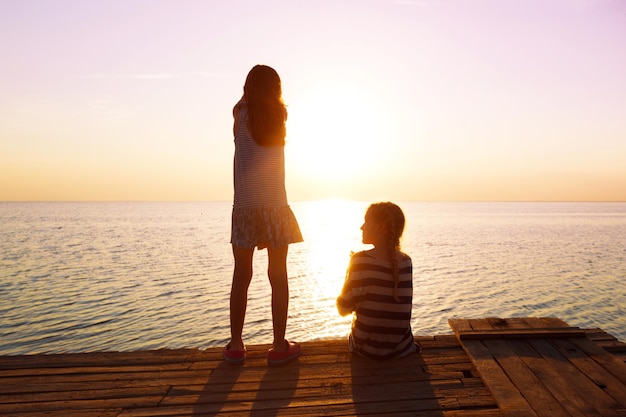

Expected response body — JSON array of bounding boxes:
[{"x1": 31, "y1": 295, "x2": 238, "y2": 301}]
[{"x1": 1, "y1": 200, "x2": 625, "y2": 204}]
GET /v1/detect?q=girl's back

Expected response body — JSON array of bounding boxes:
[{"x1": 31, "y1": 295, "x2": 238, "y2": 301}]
[
  {"x1": 233, "y1": 104, "x2": 288, "y2": 209},
  {"x1": 338, "y1": 250, "x2": 417, "y2": 359}
]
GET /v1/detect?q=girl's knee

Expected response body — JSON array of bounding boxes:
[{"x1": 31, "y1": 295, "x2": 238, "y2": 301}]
[{"x1": 267, "y1": 268, "x2": 288, "y2": 288}]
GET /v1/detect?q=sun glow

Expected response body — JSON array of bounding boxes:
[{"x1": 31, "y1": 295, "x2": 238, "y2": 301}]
[{"x1": 286, "y1": 83, "x2": 391, "y2": 184}]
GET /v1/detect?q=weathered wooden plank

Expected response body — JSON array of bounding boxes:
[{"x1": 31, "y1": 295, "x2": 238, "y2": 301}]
[
  {"x1": 492, "y1": 317, "x2": 530, "y2": 328},
  {"x1": 420, "y1": 334, "x2": 463, "y2": 349},
  {"x1": 444, "y1": 410, "x2": 504, "y2": 417},
  {"x1": 567, "y1": 335, "x2": 626, "y2": 385},
  {"x1": 482, "y1": 338, "x2": 570, "y2": 417},
  {"x1": 418, "y1": 350, "x2": 474, "y2": 365},
  {"x1": 204, "y1": 363, "x2": 388, "y2": 384},
  {"x1": 4, "y1": 410, "x2": 121, "y2": 417},
  {"x1": 0, "y1": 376, "x2": 178, "y2": 395},
  {"x1": 119, "y1": 406, "x2": 491, "y2": 417},
  {"x1": 525, "y1": 319, "x2": 626, "y2": 359},
  {"x1": 0, "y1": 395, "x2": 164, "y2": 413},
  {"x1": 458, "y1": 328, "x2": 585, "y2": 340},
  {"x1": 537, "y1": 317, "x2": 571, "y2": 328},
  {"x1": 449, "y1": 318, "x2": 539, "y2": 417},
  {"x1": 507, "y1": 338, "x2": 604, "y2": 417},
  {"x1": 0, "y1": 361, "x2": 192, "y2": 378},
  {"x1": 585, "y1": 328, "x2": 619, "y2": 341},
  {"x1": 456, "y1": 318, "x2": 626, "y2": 417},
  {"x1": 529, "y1": 337, "x2": 625, "y2": 417},
  {"x1": 0, "y1": 368, "x2": 211, "y2": 389},
  {"x1": 161, "y1": 377, "x2": 461, "y2": 405},
  {"x1": 552, "y1": 338, "x2": 626, "y2": 408},
  {"x1": 519, "y1": 316, "x2": 562, "y2": 329},
  {"x1": 0, "y1": 348, "x2": 210, "y2": 370},
  {"x1": 0, "y1": 385, "x2": 168, "y2": 405},
  {"x1": 117, "y1": 395, "x2": 460, "y2": 417},
  {"x1": 452, "y1": 340, "x2": 538, "y2": 417},
  {"x1": 448, "y1": 318, "x2": 474, "y2": 334},
  {"x1": 468, "y1": 318, "x2": 496, "y2": 331},
  {"x1": 159, "y1": 374, "x2": 465, "y2": 403}
]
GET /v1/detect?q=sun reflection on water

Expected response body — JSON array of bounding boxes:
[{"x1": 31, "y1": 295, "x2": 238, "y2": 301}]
[{"x1": 289, "y1": 200, "x2": 369, "y2": 337}]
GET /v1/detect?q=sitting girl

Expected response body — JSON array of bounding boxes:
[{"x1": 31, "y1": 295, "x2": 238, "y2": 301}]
[{"x1": 336, "y1": 202, "x2": 419, "y2": 359}]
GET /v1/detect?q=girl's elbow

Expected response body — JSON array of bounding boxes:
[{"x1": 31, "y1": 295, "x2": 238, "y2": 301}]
[{"x1": 336, "y1": 303, "x2": 352, "y2": 316}]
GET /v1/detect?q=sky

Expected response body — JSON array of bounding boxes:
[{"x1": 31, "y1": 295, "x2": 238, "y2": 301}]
[{"x1": 1, "y1": 0, "x2": 625, "y2": 202}]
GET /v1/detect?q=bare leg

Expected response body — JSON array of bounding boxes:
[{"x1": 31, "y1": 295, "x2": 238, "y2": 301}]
[
  {"x1": 267, "y1": 245, "x2": 289, "y2": 351},
  {"x1": 229, "y1": 245, "x2": 254, "y2": 350}
]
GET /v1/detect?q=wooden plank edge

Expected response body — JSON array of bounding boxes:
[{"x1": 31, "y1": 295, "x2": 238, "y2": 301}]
[{"x1": 458, "y1": 328, "x2": 586, "y2": 340}]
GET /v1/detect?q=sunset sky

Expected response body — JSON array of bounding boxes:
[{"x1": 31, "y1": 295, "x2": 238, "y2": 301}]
[{"x1": 1, "y1": 0, "x2": 625, "y2": 202}]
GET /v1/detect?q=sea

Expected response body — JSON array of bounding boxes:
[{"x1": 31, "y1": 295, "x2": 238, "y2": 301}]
[{"x1": 1, "y1": 201, "x2": 624, "y2": 355}]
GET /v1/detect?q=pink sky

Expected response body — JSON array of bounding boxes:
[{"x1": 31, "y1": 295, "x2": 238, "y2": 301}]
[{"x1": 1, "y1": 0, "x2": 625, "y2": 201}]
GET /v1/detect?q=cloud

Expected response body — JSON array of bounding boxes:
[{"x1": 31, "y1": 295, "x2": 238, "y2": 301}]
[{"x1": 79, "y1": 72, "x2": 221, "y2": 80}]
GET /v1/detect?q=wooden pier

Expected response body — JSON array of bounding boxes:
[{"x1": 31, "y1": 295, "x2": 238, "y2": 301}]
[{"x1": 0, "y1": 317, "x2": 624, "y2": 416}]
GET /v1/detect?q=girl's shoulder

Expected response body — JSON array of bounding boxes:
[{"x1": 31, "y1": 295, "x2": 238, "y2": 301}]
[
  {"x1": 350, "y1": 250, "x2": 375, "y2": 261},
  {"x1": 398, "y1": 251, "x2": 411, "y2": 263},
  {"x1": 348, "y1": 250, "x2": 373, "y2": 267},
  {"x1": 353, "y1": 249, "x2": 411, "y2": 264}
]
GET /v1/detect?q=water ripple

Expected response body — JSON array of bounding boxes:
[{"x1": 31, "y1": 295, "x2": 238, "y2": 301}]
[{"x1": 1, "y1": 201, "x2": 625, "y2": 355}]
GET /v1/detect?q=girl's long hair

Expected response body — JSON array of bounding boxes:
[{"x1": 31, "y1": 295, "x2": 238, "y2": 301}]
[
  {"x1": 366, "y1": 202, "x2": 406, "y2": 302},
  {"x1": 243, "y1": 65, "x2": 287, "y2": 146}
]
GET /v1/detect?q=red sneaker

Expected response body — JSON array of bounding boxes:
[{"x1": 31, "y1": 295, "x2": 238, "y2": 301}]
[
  {"x1": 268, "y1": 340, "x2": 301, "y2": 365},
  {"x1": 223, "y1": 344, "x2": 246, "y2": 364}
]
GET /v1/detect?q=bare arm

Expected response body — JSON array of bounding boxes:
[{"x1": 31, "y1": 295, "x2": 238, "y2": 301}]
[
  {"x1": 233, "y1": 98, "x2": 244, "y2": 136},
  {"x1": 337, "y1": 279, "x2": 355, "y2": 315},
  {"x1": 337, "y1": 297, "x2": 353, "y2": 316}
]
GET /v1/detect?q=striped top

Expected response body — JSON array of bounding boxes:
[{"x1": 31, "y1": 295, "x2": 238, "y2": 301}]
[
  {"x1": 233, "y1": 105, "x2": 288, "y2": 209},
  {"x1": 337, "y1": 250, "x2": 416, "y2": 359}
]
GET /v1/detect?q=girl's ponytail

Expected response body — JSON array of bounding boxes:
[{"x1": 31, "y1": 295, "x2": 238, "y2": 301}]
[{"x1": 367, "y1": 202, "x2": 405, "y2": 303}]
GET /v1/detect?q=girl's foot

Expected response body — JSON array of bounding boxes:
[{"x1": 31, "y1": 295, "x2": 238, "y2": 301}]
[
  {"x1": 223, "y1": 343, "x2": 246, "y2": 364},
  {"x1": 268, "y1": 340, "x2": 301, "y2": 365}
]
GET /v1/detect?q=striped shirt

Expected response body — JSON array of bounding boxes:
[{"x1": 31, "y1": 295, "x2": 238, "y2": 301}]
[
  {"x1": 233, "y1": 105, "x2": 288, "y2": 209},
  {"x1": 337, "y1": 250, "x2": 416, "y2": 359}
]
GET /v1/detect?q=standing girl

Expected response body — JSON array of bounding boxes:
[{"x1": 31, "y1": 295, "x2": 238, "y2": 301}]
[
  {"x1": 337, "y1": 202, "x2": 418, "y2": 359},
  {"x1": 224, "y1": 65, "x2": 303, "y2": 365}
]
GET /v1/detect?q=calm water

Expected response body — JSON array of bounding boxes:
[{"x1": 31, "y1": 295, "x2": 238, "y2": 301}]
[{"x1": 1, "y1": 201, "x2": 625, "y2": 355}]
